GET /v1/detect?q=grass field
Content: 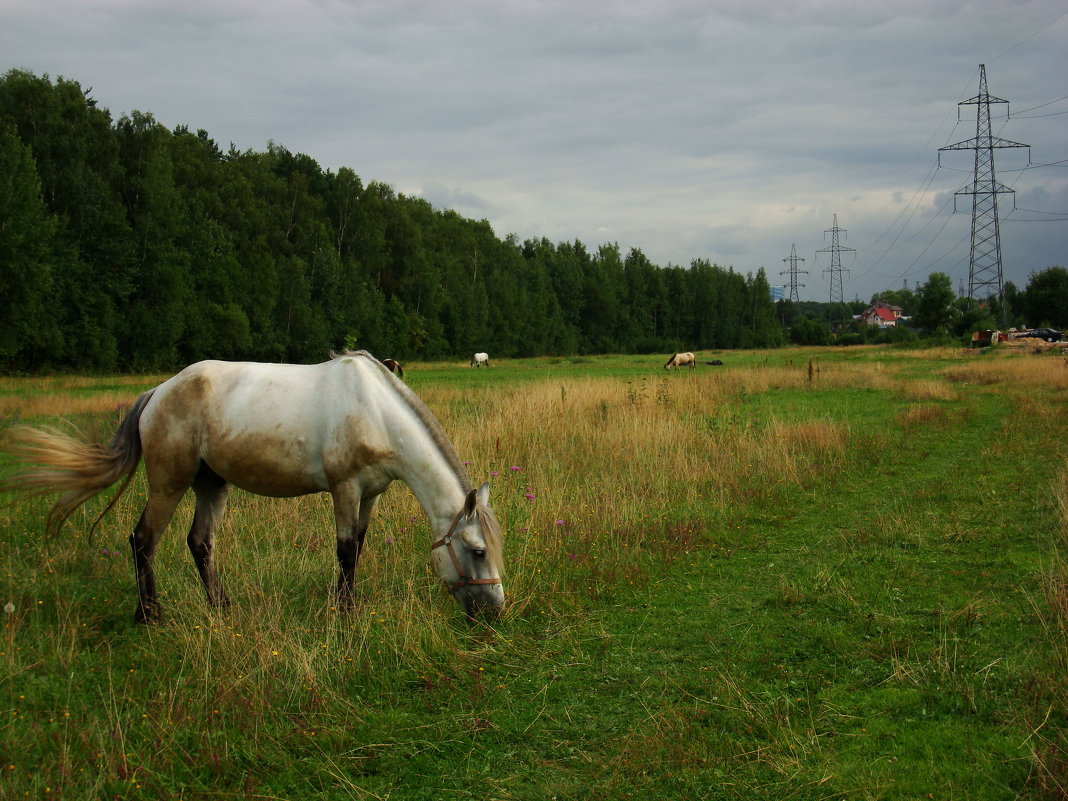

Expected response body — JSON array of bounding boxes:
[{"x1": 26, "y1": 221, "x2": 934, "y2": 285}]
[{"x1": 1, "y1": 346, "x2": 1066, "y2": 800}]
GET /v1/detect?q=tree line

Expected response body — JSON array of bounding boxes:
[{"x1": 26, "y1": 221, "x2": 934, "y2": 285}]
[
  {"x1": 0, "y1": 70, "x2": 785, "y2": 373},
  {"x1": 1, "y1": 70, "x2": 1063, "y2": 373}
]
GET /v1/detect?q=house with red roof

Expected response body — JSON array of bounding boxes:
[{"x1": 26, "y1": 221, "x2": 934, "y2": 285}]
[{"x1": 859, "y1": 302, "x2": 903, "y2": 327}]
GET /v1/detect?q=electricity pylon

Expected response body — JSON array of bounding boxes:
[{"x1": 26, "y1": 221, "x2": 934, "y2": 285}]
[
  {"x1": 815, "y1": 214, "x2": 854, "y2": 305},
  {"x1": 938, "y1": 64, "x2": 1029, "y2": 303},
  {"x1": 780, "y1": 244, "x2": 807, "y2": 302}
]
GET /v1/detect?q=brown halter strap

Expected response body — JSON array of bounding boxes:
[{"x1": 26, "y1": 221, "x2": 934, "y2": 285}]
[{"x1": 430, "y1": 508, "x2": 502, "y2": 593}]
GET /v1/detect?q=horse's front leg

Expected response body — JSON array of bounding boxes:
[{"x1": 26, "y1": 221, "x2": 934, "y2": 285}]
[{"x1": 331, "y1": 486, "x2": 378, "y2": 608}]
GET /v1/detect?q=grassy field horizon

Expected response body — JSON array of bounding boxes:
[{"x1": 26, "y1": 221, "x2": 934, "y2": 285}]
[{"x1": 1, "y1": 345, "x2": 1066, "y2": 799}]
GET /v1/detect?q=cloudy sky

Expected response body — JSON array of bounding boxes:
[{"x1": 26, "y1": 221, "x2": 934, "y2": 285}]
[{"x1": 3, "y1": 0, "x2": 1066, "y2": 303}]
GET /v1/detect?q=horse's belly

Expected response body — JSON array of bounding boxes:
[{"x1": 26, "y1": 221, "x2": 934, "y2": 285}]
[{"x1": 204, "y1": 434, "x2": 328, "y2": 497}]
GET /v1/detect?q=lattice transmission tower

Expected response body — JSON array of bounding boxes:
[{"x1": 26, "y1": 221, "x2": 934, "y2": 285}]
[
  {"x1": 938, "y1": 64, "x2": 1029, "y2": 302},
  {"x1": 780, "y1": 244, "x2": 808, "y2": 302},
  {"x1": 815, "y1": 214, "x2": 854, "y2": 304}
]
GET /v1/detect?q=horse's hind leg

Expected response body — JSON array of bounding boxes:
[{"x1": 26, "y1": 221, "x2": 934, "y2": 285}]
[
  {"x1": 187, "y1": 464, "x2": 230, "y2": 609},
  {"x1": 130, "y1": 488, "x2": 185, "y2": 623}
]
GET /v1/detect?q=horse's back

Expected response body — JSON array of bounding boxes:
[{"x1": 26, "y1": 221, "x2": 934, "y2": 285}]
[
  {"x1": 145, "y1": 360, "x2": 329, "y2": 427},
  {"x1": 139, "y1": 357, "x2": 396, "y2": 497}
]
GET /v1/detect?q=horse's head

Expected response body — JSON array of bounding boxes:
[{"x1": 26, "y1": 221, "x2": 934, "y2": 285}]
[{"x1": 430, "y1": 482, "x2": 505, "y2": 617}]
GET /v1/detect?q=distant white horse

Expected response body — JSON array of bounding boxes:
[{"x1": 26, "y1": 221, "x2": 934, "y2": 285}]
[
  {"x1": 0, "y1": 352, "x2": 504, "y2": 621},
  {"x1": 664, "y1": 352, "x2": 696, "y2": 371},
  {"x1": 471, "y1": 352, "x2": 490, "y2": 368}
]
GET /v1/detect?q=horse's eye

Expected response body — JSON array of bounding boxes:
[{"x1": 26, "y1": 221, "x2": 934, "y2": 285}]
[{"x1": 472, "y1": 549, "x2": 486, "y2": 560}]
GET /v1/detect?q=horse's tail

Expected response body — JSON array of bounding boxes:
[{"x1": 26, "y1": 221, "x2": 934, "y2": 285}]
[{"x1": 0, "y1": 390, "x2": 155, "y2": 537}]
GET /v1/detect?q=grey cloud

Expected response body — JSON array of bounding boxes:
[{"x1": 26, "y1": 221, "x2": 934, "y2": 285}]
[{"x1": 1, "y1": 0, "x2": 1063, "y2": 301}]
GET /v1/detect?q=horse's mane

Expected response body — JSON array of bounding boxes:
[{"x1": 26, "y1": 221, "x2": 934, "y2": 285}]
[
  {"x1": 331, "y1": 350, "x2": 468, "y2": 488},
  {"x1": 330, "y1": 351, "x2": 503, "y2": 572}
]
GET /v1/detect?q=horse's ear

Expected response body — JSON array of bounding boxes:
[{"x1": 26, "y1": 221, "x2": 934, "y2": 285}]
[
  {"x1": 464, "y1": 488, "x2": 478, "y2": 517},
  {"x1": 476, "y1": 482, "x2": 490, "y2": 508}
]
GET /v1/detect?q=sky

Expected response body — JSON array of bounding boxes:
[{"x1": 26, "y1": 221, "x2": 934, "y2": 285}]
[{"x1": 2, "y1": 0, "x2": 1066, "y2": 304}]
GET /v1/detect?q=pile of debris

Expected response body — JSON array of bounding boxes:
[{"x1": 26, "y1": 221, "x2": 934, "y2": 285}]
[{"x1": 973, "y1": 328, "x2": 1068, "y2": 350}]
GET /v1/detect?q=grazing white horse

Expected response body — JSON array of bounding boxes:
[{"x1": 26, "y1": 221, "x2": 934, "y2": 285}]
[
  {"x1": 664, "y1": 352, "x2": 696, "y2": 371},
  {"x1": 471, "y1": 352, "x2": 490, "y2": 368},
  {"x1": 0, "y1": 352, "x2": 505, "y2": 621}
]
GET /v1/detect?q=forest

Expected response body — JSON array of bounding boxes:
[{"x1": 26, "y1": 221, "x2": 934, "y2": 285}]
[{"x1": 0, "y1": 70, "x2": 1064, "y2": 373}]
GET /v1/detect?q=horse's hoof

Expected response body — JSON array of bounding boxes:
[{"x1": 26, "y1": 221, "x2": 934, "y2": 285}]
[{"x1": 133, "y1": 605, "x2": 162, "y2": 624}]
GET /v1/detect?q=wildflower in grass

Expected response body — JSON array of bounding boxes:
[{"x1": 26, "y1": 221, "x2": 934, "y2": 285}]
[
  {"x1": 509, "y1": 465, "x2": 521, "y2": 472},
  {"x1": 524, "y1": 493, "x2": 535, "y2": 502},
  {"x1": 3, "y1": 603, "x2": 13, "y2": 614},
  {"x1": 555, "y1": 520, "x2": 565, "y2": 526},
  {"x1": 490, "y1": 471, "x2": 499, "y2": 477}
]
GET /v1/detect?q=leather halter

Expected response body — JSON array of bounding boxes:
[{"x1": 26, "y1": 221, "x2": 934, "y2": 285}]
[{"x1": 430, "y1": 508, "x2": 502, "y2": 593}]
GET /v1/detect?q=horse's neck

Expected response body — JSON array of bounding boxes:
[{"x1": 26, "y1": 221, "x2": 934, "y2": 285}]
[{"x1": 389, "y1": 411, "x2": 468, "y2": 535}]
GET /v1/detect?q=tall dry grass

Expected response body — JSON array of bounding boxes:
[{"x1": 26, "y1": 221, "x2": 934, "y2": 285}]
[
  {"x1": 0, "y1": 374, "x2": 164, "y2": 419},
  {"x1": 943, "y1": 350, "x2": 1068, "y2": 391},
  {"x1": 1, "y1": 351, "x2": 949, "y2": 793},
  {"x1": 2, "y1": 364, "x2": 860, "y2": 705}
]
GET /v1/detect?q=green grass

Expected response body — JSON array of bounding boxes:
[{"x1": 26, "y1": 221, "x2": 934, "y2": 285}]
[{"x1": 1, "y1": 346, "x2": 1066, "y2": 799}]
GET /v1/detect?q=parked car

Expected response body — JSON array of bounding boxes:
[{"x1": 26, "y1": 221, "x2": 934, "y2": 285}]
[{"x1": 1025, "y1": 327, "x2": 1063, "y2": 342}]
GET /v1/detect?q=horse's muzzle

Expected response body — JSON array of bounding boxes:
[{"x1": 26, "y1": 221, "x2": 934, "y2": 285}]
[{"x1": 459, "y1": 586, "x2": 506, "y2": 618}]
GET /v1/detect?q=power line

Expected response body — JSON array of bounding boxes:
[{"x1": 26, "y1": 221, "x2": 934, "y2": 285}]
[
  {"x1": 780, "y1": 244, "x2": 808, "y2": 303},
  {"x1": 938, "y1": 64, "x2": 1030, "y2": 309},
  {"x1": 1011, "y1": 94, "x2": 1068, "y2": 115},
  {"x1": 989, "y1": 10, "x2": 1068, "y2": 62},
  {"x1": 815, "y1": 214, "x2": 855, "y2": 305}
]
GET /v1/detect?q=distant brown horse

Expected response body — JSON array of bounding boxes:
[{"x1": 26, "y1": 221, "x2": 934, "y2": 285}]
[
  {"x1": 664, "y1": 352, "x2": 696, "y2": 371},
  {"x1": 381, "y1": 358, "x2": 404, "y2": 379}
]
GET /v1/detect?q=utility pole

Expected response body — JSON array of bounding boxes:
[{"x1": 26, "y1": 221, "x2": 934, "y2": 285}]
[
  {"x1": 815, "y1": 214, "x2": 854, "y2": 305},
  {"x1": 780, "y1": 243, "x2": 808, "y2": 302},
  {"x1": 938, "y1": 64, "x2": 1029, "y2": 305}
]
